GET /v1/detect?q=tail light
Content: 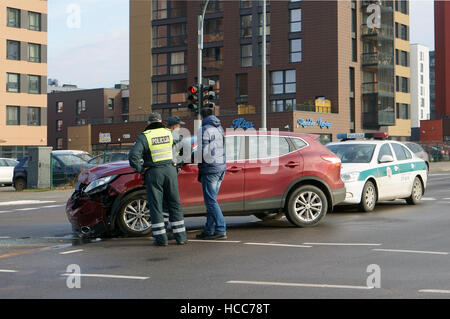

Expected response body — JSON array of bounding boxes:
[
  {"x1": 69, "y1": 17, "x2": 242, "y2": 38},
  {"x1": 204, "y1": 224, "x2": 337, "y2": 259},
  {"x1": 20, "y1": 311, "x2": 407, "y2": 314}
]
[{"x1": 321, "y1": 155, "x2": 341, "y2": 166}]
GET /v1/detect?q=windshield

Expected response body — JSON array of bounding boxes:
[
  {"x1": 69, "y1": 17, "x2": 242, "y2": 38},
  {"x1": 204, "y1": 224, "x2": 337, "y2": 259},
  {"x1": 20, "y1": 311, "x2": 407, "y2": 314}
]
[
  {"x1": 327, "y1": 144, "x2": 376, "y2": 163},
  {"x1": 54, "y1": 154, "x2": 89, "y2": 166},
  {"x1": 77, "y1": 153, "x2": 93, "y2": 162}
]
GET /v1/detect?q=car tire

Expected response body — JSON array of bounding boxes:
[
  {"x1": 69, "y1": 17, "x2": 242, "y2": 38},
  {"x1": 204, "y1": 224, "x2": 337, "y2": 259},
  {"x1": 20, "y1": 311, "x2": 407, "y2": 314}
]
[
  {"x1": 285, "y1": 185, "x2": 328, "y2": 227},
  {"x1": 359, "y1": 181, "x2": 377, "y2": 212},
  {"x1": 14, "y1": 178, "x2": 26, "y2": 192},
  {"x1": 254, "y1": 211, "x2": 284, "y2": 221},
  {"x1": 115, "y1": 190, "x2": 153, "y2": 237},
  {"x1": 406, "y1": 176, "x2": 423, "y2": 205}
]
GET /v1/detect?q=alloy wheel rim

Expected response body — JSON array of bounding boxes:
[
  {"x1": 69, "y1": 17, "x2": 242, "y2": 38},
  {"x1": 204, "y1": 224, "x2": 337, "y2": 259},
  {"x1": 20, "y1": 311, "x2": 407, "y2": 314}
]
[
  {"x1": 294, "y1": 191, "x2": 322, "y2": 222},
  {"x1": 413, "y1": 179, "x2": 422, "y2": 200},
  {"x1": 365, "y1": 185, "x2": 375, "y2": 209},
  {"x1": 123, "y1": 199, "x2": 151, "y2": 231}
]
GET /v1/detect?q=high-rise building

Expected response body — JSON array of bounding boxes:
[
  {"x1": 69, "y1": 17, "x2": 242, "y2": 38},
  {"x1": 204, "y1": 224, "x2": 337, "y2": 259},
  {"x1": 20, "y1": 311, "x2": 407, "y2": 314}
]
[
  {"x1": 429, "y1": 51, "x2": 436, "y2": 119},
  {"x1": 0, "y1": 0, "x2": 48, "y2": 159},
  {"x1": 129, "y1": 0, "x2": 411, "y2": 141},
  {"x1": 410, "y1": 44, "x2": 430, "y2": 140}
]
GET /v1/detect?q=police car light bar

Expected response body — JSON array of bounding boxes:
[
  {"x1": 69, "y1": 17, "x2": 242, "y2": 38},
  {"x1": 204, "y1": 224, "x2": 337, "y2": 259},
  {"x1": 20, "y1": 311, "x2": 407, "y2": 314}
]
[{"x1": 337, "y1": 132, "x2": 389, "y2": 140}]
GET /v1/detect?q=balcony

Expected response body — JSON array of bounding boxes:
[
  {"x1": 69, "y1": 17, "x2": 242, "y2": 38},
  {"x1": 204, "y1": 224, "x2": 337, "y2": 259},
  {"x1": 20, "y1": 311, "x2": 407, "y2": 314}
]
[
  {"x1": 361, "y1": 24, "x2": 394, "y2": 39},
  {"x1": 362, "y1": 52, "x2": 394, "y2": 69},
  {"x1": 362, "y1": 82, "x2": 394, "y2": 95},
  {"x1": 363, "y1": 111, "x2": 395, "y2": 128}
]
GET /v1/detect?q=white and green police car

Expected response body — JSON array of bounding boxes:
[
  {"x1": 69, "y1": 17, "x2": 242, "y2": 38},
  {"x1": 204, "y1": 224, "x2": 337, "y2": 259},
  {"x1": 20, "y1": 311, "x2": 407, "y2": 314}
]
[{"x1": 326, "y1": 133, "x2": 428, "y2": 212}]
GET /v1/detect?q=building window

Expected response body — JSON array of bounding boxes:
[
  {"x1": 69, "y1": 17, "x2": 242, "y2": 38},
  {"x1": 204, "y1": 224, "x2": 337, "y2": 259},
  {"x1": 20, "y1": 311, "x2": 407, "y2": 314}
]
[
  {"x1": 152, "y1": 0, "x2": 167, "y2": 20},
  {"x1": 240, "y1": 44, "x2": 252, "y2": 67},
  {"x1": 205, "y1": 0, "x2": 224, "y2": 13},
  {"x1": 7, "y1": 8, "x2": 20, "y2": 28},
  {"x1": 395, "y1": 49, "x2": 409, "y2": 67},
  {"x1": 395, "y1": 23, "x2": 409, "y2": 41},
  {"x1": 152, "y1": 25, "x2": 167, "y2": 48},
  {"x1": 56, "y1": 120, "x2": 63, "y2": 132},
  {"x1": 7, "y1": 40, "x2": 20, "y2": 60},
  {"x1": 169, "y1": 0, "x2": 187, "y2": 18},
  {"x1": 108, "y1": 98, "x2": 114, "y2": 110},
  {"x1": 240, "y1": 0, "x2": 252, "y2": 8},
  {"x1": 169, "y1": 79, "x2": 187, "y2": 103},
  {"x1": 169, "y1": 23, "x2": 187, "y2": 46},
  {"x1": 29, "y1": 43, "x2": 41, "y2": 62},
  {"x1": 270, "y1": 99, "x2": 296, "y2": 112},
  {"x1": 420, "y1": 98, "x2": 425, "y2": 107},
  {"x1": 6, "y1": 73, "x2": 20, "y2": 93},
  {"x1": 27, "y1": 107, "x2": 41, "y2": 126},
  {"x1": 270, "y1": 70, "x2": 296, "y2": 94},
  {"x1": 420, "y1": 86, "x2": 424, "y2": 96},
  {"x1": 170, "y1": 51, "x2": 187, "y2": 74},
  {"x1": 57, "y1": 138, "x2": 63, "y2": 150},
  {"x1": 203, "y1": 47, "x2": 223, "y2": 71},
  {"x1": 28, "y1": 12, "x2": 41, "y2": 31},
  {"x1": 420, "y1": 63, "x2": 424, "y2": 73},
  {"x1": 153, "y1": 53, "x2": 167, "y2": 76},
  {"x1": 236, "y1": 74, "x2": 248, "y2": 100},
  {"x1": 76, "y1": 100, "x2": 86, "y2": 114},
  {"x1": 397, "y1": 0, "x2": 409, "y2": 14},
  {"x1": 396, "y1": 76, "x2": 409, "y2": 93},
  {"x1": 152, "y1": 82, "x2": 167, "y2": 104},
  {"x1": 258, "y1": 12, "x2": 270, "y2": 36},
  {"x1": 28, "y1": 75, "x2": 41, "y2": 94},
  {"x1": 396, "y1": 103, "x2": 410, "y2": 119},
  {"x1": 204, "y1": 18, "x2": 224, "y2": 42},
  {"x1": 290, "y1": 39, "x2": 302, "y2": 63},
  {"x1": 290, "y1": 9, "x2": 302, "y2": 33},
  {"x1": 6, "y1": 106, "x2": 20, "y2": 125},
  {"x1": 240, "y1": 15, "x2": 252, "y2": 38},
  {"x1": 57, "y1": 102, "x2": 63, "y2": 113}
]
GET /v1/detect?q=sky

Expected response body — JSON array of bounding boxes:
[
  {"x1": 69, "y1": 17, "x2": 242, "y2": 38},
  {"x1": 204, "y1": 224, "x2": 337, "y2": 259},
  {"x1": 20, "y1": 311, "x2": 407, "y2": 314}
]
[{"x1": 47, "y1": 0, "x2": 435, "y2": 89}]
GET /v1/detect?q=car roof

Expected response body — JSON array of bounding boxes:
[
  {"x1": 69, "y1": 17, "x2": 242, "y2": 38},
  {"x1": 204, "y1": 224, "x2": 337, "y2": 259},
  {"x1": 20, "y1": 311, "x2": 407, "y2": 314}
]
[
  {"x1": 225, "y1": 131, "x2": 319, "y2": 140},
  {"x1": 52, "y1": 150, "x2": 88, "y2": 154},
  {"x1": 327, "y1": 140, "x2": 389, "y2": 146}
]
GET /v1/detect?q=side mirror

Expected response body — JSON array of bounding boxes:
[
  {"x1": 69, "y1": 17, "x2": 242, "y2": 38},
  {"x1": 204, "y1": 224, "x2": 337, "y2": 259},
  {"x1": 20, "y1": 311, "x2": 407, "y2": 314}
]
[{"x1": 379, "y1": 155, "x2": 394, "y2": 163}]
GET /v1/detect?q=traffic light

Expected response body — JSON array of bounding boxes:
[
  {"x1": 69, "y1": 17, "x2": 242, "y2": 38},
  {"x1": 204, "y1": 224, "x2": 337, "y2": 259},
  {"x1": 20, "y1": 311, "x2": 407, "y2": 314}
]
[
  {"x1": 187, "y1": 85, "x2": 199, "y2": 115},
  {"x1": 202, "y1": 84, "x2": 216, "y2": 109}
]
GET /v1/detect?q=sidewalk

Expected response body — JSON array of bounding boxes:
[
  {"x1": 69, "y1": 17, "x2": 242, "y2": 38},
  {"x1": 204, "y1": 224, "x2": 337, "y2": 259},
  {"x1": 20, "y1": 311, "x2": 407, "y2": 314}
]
[{"x1": 429, "y1": 161, "x2": 450, "y2": 173}]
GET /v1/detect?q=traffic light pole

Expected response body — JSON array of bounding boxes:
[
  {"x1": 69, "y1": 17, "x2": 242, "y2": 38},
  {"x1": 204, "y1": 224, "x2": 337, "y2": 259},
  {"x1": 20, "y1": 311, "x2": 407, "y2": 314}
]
[{"x1": 197, "y1": 0, "x2": 210, "y2": 121}]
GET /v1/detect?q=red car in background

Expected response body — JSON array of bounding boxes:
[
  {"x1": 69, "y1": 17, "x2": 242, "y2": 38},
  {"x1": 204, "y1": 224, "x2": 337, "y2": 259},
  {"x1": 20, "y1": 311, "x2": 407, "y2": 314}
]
[{"x1": 66, "y1": 131, "x2": 346, "y2": 237}]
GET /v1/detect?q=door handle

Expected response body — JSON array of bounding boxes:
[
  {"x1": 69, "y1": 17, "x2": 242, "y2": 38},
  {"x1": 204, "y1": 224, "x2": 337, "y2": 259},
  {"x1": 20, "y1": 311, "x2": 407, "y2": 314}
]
[
  {"x1": 285, "y1": 161, "x2": 300, "y2": 168},
  {"x1": 227, "y1": 166, "x2": 243, "y2": 173}
]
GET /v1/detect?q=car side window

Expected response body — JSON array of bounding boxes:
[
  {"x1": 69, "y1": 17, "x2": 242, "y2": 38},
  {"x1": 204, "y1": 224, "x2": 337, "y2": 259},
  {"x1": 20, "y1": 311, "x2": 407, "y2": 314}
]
[
  {"x1": 391, "y1": 143, "x2": 409, "y2": 161},
  {"x1": 247, "y1": 136, "x2": 290, "y2": 160},
  {"x1": 290, "y1": 138, "x2": 307, "y2": 151},
  {"x1": 0, "y1": 159, "x2": 6, "y2": 166},
  {"x1": 402, "y1": 145, "x2": 412, "y2": 159},
  {"x1": 6, "y1": 160, "x2": 16, "y2": 166},
  {"x1": 225, "y1": 136, "x2": 243, "y2": 162},
  {"x1": 378, "y1": 144, "x2": 393, "y2": 162}
]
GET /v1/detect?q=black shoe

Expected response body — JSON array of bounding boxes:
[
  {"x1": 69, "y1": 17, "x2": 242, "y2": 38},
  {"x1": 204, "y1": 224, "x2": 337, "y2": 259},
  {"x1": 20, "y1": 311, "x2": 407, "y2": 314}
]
[
  {"x1": 177, "y1": 240, "x2": 188, "y2": 245},
  {"x1": 208, "y1": 233, "x2": 227, "y2": 240},
  {"x1": 195, "y1": 232, "x2": 213, "y2": 239},
  {"x1": 153, "y1": 241, "x2": 168, "y2": 247}
]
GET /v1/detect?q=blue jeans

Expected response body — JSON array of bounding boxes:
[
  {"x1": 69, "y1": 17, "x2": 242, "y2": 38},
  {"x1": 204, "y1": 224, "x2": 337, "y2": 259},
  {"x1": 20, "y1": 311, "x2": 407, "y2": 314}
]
[{"x1": 201, "y1": 171, "x2": 226, "y2": 235}]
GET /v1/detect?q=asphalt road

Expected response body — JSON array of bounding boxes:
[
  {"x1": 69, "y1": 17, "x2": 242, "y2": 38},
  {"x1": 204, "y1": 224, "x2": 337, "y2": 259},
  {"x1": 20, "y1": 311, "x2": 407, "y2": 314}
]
[{"x1": 0, "y1": 172, "x2": 449, "y2": 299}]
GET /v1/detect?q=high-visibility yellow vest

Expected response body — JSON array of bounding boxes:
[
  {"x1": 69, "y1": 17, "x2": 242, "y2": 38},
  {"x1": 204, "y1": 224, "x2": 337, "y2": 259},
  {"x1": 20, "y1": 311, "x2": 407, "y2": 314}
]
[{"x1": 143, "y1": 128, "x2": 174, "y2": 163}]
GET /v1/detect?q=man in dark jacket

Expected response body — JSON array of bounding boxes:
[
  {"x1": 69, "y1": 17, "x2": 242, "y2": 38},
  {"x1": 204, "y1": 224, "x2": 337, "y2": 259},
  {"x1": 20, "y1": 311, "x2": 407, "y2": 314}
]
[
  {"x1": 195, "y1": 108, "x2": 227, "y2": 240},
  {"x1": 128, "y1": 113, "x2": 187, "y2": 246}
]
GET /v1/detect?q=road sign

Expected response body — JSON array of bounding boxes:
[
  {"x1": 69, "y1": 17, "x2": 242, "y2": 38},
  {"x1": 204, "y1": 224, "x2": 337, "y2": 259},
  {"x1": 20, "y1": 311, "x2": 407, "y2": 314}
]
[{"x1": 99, "y1": 133, "x2": 111, "y2": 144}]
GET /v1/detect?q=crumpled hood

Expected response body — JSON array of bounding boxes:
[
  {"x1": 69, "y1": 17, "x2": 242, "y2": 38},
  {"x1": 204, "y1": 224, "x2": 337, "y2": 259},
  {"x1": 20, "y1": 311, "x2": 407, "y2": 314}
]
[
  {"x1": 78, "y1": 160, "x2": 135, "y2": 184},
  {"x1": 202, "y1": 115, "x2": 222, "y2": 128}
]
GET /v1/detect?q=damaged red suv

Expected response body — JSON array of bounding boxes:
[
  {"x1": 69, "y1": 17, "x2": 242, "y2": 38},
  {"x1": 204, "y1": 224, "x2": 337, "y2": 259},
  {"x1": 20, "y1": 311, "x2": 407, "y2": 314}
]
[{"x1": 66, "y1": 131, "x2": 345, "y2": 237}]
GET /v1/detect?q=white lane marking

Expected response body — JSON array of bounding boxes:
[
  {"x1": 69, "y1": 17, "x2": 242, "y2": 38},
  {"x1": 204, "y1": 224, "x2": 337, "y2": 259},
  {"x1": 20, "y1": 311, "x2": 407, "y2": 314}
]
[
  {"x1": 59, "y1": 249, "x2": 83, "y2": 255},
  {"x1": 0, "y1": 200, "x2": 56, "y2": 207},
  {"x1": 0, "y1": 211, "x2": 13, "y2": 214},
  {"x1": 373, "y1": 248, "x2": 448, "y2": 255},
  {"x1": 60, "y1": 273, "x2": 149, "y2": 280},
  {"x1": 419, "y1": 289, "x2": 450, "y2": 294},
  {"x1": 421, "y1": 197, "x2": 436, "y2": 201},
  {"x1": 0, "y1": 236, "x2": 11, "y2": 239},
  {"x1": 0, "y1": 270, "x2": 18, "y2": 273},
  {"x1": 442, "y1": 198, "x2": 450, "y2": 200},
  {"x1": 244, "y1": 243, "x2": 312, "y2": 248},
  {"x1": 227, "y1": 280, "x2": 373, "y2": 290},
  {"x1": 303, "y1": 242, "x2": 382, "y2": 246},
  {"x1": 40, "y1": 204, "x2": 66, "y2": 208},
  {"x1": 188, "y1": 239, "x2": 241, "y2": 243},
  {"x1": 14, "y1": 207, "x2": 40, "y2": 211}
]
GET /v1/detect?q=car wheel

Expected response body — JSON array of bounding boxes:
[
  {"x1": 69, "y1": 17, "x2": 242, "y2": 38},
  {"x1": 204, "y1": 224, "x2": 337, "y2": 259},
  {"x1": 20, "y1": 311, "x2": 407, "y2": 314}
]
[
  {"x1": 254, "y1": 211, "x2": 284, "y2": 221},
  {"x1": 116, "y1": 190, "x2": 153, "y2": 237},
  {"x1": 286, "y1": 185, "x2": 328, "y2": 227},
  {"x1": 406, "y1": 176, "x2": 423, "y2": 205},
  {"x1": 359, "y1": 181, "x2": 377, "y2": 212},
  {"x1": 14, "y1": 178, "x2": 26, "y2": 192}
]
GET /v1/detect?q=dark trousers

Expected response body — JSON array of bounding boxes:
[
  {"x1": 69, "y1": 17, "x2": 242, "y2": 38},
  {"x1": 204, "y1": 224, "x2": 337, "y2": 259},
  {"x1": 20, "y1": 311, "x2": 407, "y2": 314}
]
[{"x1": 145, "y1": 165, "x2": 186, "y2": 244}]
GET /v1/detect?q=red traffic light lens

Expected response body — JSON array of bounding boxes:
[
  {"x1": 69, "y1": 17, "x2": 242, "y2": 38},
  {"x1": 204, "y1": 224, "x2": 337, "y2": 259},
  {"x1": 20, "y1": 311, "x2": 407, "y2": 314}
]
[{"x1": 188, "y1": 86, "x2": 198, "y2": 94}]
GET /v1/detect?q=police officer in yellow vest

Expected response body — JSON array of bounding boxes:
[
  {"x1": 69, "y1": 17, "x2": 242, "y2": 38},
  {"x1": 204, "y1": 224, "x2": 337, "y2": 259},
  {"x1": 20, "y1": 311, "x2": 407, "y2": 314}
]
[{"x1": 128, "y1": 112, "x2": 187, "y2": 246}]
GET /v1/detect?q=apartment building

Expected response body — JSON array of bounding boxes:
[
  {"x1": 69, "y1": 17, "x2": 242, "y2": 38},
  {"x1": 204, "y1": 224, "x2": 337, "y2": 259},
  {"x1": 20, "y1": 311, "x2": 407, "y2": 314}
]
[
  {"x1": 410, "y1": 44, "x2": 429, "y2": 140},
  {"x1": 129, "y1": 0, "x2": 411, "y2": 142},
  {"x1": 0, "y1": 0, "x2": 48, "y2": 159}
]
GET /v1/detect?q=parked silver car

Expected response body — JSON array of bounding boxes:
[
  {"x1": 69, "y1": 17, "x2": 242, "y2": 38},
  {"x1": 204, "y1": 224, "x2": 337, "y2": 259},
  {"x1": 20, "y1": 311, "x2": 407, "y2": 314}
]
[{"x1": 403, "y1": 142, "x2": 430, "y2": 172}]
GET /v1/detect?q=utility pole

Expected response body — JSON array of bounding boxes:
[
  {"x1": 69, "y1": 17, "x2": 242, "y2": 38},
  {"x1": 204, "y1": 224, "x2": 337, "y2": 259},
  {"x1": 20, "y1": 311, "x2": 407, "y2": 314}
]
[
  {"x1": 261, "y1": 0, "x2": 267, "y2": 129},
  {"x1": 197, "y1": 0, "x2": 210, "y2": 121}
]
